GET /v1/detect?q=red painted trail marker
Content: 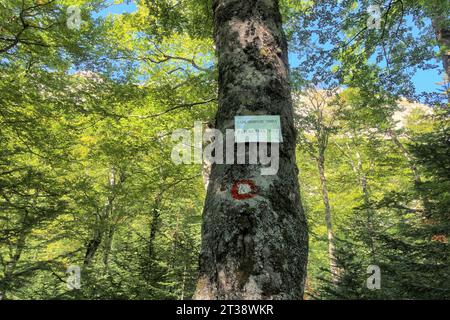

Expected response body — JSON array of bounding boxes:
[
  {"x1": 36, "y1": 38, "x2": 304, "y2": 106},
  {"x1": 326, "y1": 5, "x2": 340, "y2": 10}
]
[{"x1": 231, "y1": 179, "x2": 258, "y2": 200}]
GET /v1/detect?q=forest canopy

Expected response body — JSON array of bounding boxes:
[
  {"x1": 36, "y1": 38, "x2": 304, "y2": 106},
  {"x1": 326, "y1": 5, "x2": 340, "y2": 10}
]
[{"x1": 0, "y1": 0, "x2": 448, "y2": 300}]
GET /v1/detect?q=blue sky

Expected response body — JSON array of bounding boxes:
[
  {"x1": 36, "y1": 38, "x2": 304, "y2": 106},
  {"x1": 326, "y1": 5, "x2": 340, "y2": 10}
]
[
  {"x1": 93, "y1": 1, "x2": 137, "y2": 18},
  {"x1": 96, "y1": 1, "x2": 443, "y2": 95}
]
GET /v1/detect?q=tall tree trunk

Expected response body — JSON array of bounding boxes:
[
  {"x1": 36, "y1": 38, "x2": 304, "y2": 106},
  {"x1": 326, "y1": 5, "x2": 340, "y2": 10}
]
[
  {"x1": 432, "y1": 18, "x2": 450, "y2": 81},
  {"x1": 387, "y1": 129, "x2": 431, "y2": 217},
  {"x1": 194, "y1": 0, "x2": 308, "y2": 300},
  {"x1": 84, "y1": 169, "x2": 119, "y2": 267},
  {"x1": 388, "y1": 129, "x2": 421, "y2": 184},
  {"x1": 316, "y1": 156, "x2": 338, "y2": 284},
  {"x1": 354, "y1": 150, "x2": 376, "y2": 255},
  {"x1": 83, "y1": 213, "x2": 103, "y2": 267},
  {"x1": 180, "y1": 264, "x2": 187, "y2": 300},
  {"x1": 336, "y1": 141, "x2": 376, "y2": 254},
  {"x1": 102, "y1": 224, "x2": 116, "y2": 271},
  {"x1": 148, "y1": 195, "x2": 162, "y2": 261}
]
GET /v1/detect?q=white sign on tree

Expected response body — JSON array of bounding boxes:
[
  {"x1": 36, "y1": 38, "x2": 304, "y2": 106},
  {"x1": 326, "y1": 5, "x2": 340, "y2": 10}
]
[{"x1": 234, "y1": 115, "x2": 283, "y2": 143}]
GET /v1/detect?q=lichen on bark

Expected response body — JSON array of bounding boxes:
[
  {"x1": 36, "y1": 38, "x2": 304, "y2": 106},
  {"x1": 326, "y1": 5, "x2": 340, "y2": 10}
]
[{"x1": 194, "y1": 0, "x2": 308, "y2": 300}]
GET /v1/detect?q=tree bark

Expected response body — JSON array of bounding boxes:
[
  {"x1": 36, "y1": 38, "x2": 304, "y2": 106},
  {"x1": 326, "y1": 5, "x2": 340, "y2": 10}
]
[
  {"x1": 432, "y1": 17, "x2": 450, "y2": 101},
  {"x1": 354, "y1": 149, "x2": 376, "y2": 255},
  {"x1": 148, "y1": 195, "x2": 162, "y2": 261},
  {"x1": 84, "y1": 169, "x2": 120, "y2": 267},
  {"x1": 102, "y1": 224, "x2": 116, "y2": 271},
  {"x1": 432, "y1": 18, "x2": 450, "y2": 79},
  {"x1": 194, "y1": 0, "x2": 308, "y2": 300},
  {"x1": 83, "y1": 215, "x2": 103, "y2": 267},
  {"x1": 335, "y1": 141, "x2": 376, "y2": 254},
  {"x1": 388, "y1": 129, "x2": 422, "y2": 184}
]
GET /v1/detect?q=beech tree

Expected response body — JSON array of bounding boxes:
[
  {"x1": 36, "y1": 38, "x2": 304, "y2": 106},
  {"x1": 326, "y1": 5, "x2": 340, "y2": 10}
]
[
  {"x1": 294, "y1": 88, "x2": 344, "y2": 284},
  {"x1": 194, "y1": 0, "x2": 308, "y2": 299},
  {"x1": 1, "y1": 0, "x2": 447, "y2": 301}
]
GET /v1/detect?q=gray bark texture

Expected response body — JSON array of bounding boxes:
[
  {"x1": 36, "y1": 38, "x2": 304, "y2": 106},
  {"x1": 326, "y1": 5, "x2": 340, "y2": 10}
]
[
  {"x1": 194, "y1": 0, "x2": 308, "y2": 300},
  {"x1": 432, "y1": 18, "x2": 450, "y2": 80}
]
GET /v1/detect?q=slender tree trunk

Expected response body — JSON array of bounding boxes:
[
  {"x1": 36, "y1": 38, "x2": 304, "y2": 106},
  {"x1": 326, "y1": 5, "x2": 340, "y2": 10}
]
[
  {"x1": 316, "y1": 156, "x2": 338, "y2": 284},
  {"x1": 180, "y1": 264, "x2": 187, "y2": 300},
  {"x1": 388, "y1": 129, "x2": 431, "y2": 217},
  {"x1": 148, "y1": 196, "x2": 162, "y2": 261},
  {"x1": 102, "y1": 224, "x2": 116, "y2": 271},
  {"x1": 202, "y1": 161, "x2": 211, "y2": 191},
  {"x1": 202, "y1": 123, "x2": 213, "y2": 190},
  {"x1": 194, "y1": 0, "x2": 308, "y2": 299},
  {"x1": 84, "y1": 169, "x2": 119, "y2": 267},
  {"x1": 336, "y1": 141, "x2": 377, "y2": 254},
  {"x1": 388, "y1": 129, "x2": 421, "y2": 184},
  {"x1": 103, "y1": 196, "x2": 115, "y2": 270},
  {"x1": 0, "y1": 229, "x2": 26, "y2": 300},
  {"x1": 83, "y1": 214, "x2": 103, "y2": 267},
  {"x1": 354, "y1": 150, "x2": 376, "y2": 255}
]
